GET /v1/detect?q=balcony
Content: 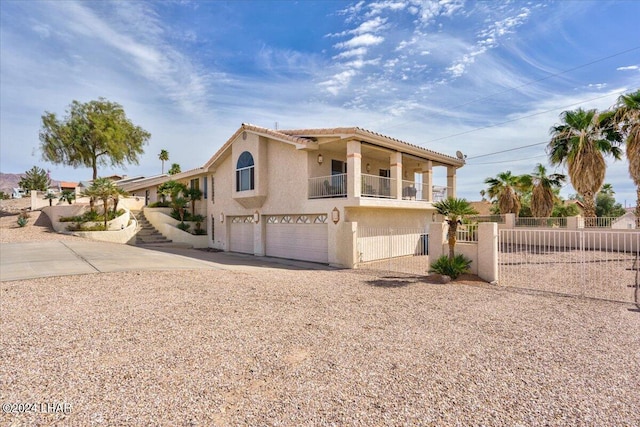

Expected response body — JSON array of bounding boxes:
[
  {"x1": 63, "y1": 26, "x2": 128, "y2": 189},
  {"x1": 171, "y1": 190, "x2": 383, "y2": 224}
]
[
  {"x1": 309, "y1": 173, "x2": 451, "y2": 203},
  {"x1": 308, "y1": 174, "x2": 347, "y2": 198}
]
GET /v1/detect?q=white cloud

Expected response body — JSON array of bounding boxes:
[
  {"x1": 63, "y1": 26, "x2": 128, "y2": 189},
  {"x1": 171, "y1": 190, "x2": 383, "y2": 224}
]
[
  {"x1": 334, "y1": 34, "x2": 385, "y2": 49},
  {"x1": 617, "y1": 65, "x2": 639, "y2": 71},
  {"x1": 333, "y1": 47, "x2": 368, "y2": 59}
]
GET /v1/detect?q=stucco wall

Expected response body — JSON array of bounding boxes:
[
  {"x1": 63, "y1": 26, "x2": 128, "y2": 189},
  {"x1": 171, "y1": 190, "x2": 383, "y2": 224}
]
[
  {"x1": 143, "y1": 207, "x2": 208, "y2": 248},
  {"x1": 43, "y1": 206, "x2": 131, "y2": 232},
  {"x1": 72, "y1": 219, "x2": 138, "y2": 244}
]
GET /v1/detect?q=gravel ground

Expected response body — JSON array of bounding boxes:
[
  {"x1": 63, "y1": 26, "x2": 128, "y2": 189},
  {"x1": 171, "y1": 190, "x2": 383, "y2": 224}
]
[{"x1": 2, "y1": 208, "x2": 640, "y2": 426}]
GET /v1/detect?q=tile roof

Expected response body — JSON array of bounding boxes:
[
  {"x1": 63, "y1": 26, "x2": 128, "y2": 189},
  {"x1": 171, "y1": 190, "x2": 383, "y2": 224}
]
[{"x1": 278, "y1": 126, "x2": 463, "y2": 164}]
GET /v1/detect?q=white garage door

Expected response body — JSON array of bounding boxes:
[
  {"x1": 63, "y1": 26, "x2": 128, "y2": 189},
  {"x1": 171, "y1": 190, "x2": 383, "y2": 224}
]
[
  {"x1": 266, "y1": 214, "x2": 328, "y2": 263},
  {"x1": 229, "y1": 216, "x2": 254, "y2": 254}
]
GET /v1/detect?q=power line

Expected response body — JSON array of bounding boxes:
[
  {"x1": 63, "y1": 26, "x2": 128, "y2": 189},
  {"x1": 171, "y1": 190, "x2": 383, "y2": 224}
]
[
  {"x1": 374, "y1": 45, "x2": 640, "y2": 133},
  {"x1": 466, "y1": 140, "x2": 548, "y2": 160},
  {"x1": 420, "y1": 90, "x2": 627, "y2": 145},
  {"x1": 466, "y1": 153, "x2": 549, "y2": 165},
  {"x1": 448, "y1": 46, "x2": 640, "y2": 111}
]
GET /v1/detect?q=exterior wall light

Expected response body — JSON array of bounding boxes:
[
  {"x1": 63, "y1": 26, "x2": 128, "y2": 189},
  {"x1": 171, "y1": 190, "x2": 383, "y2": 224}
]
[
  {"x1": 253, "y1": 211, "x2": 260, "y2": 223},
  {"x1": 366, "y1": 163, "x2": 371, "y2": 173},
  {"x1": 317, "y1": 153, "x2": 323, "y2": 165},
  {"x1": 331, "y1": 207, "x2": 340, "y2": 224},
  {"x1": 219, "y1": 212, "x2": 224, "y2": 223}
]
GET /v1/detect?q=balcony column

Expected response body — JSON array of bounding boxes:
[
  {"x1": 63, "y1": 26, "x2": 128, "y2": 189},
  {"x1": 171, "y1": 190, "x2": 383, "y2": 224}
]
[
  {"x1": 390, "y1": 151, "x2": 403, "y2": 199},
  {"x1": 447, "y1": 166, "x2": 457, "y2": 199},
  {"x1": 422, "y1": 160, "x2": 433, "y2": 201},
  {"x1": 346, "y1": 140, "x2": 361, "y2": 199}
]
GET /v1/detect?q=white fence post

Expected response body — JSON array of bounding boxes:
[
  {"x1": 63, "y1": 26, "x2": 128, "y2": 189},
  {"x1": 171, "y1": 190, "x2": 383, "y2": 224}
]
[
  {"x1": 477, "y1": 222, "x2": 498, "y2": 283},
  {"x1": 428, "y1": 222, "x2": 447, "y2": 260},
  {"x1": 504, "y1": 213, "x2": 516, "y2": 228}
]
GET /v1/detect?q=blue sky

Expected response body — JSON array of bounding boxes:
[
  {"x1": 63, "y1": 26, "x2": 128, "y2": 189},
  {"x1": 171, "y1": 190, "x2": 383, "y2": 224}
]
[{"x1": 1, "y1": 0, "x2": 639, "y2": 205}]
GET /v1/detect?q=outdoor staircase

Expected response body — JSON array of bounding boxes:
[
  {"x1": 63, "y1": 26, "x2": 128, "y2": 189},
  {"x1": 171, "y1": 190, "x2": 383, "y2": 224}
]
[{"x1": 133, "y1": 210, "x2": 172, "y2": 245}]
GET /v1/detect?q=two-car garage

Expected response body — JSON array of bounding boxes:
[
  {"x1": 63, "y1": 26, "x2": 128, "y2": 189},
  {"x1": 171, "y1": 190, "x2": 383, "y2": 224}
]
[{"x1": 228, "y1": 214, "x2": 329, "y2": 264}]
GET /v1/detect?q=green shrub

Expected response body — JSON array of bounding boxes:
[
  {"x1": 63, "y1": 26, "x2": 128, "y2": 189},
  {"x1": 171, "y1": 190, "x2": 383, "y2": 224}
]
[
  {"x1": 16, "y1": 210, "x2": 30, "y2": 227},
  {"x1": 67, "y1": 223, "x2": 107, "y2": 232},
  {"x1": 148, "y1": 201, "x2": 170, "y2": 208},
  {"x1": 177, "y1": 222, "x2": 190, "y2": 232},
  {"x1": 429, "y1": 254, "x2": 472, "y2": 279},
  {"x1": 193, "y1": 228, "x2": 207, "y2": 235},
  {"x1": 59, "y1": 209, "x2": 124, "y2": 223}
]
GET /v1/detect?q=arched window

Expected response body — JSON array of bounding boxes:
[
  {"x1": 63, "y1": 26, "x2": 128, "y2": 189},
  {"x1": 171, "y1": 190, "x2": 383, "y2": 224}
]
[{"x1": 236, "y1": 151, "x2": 254, "y2": 191}]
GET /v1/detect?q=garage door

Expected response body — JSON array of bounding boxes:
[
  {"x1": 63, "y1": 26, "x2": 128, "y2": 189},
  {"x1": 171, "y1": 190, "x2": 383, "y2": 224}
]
[
  {"x1": 266, "y1": 214, "x2": 328, "y2": 263},
  {"x1": 229, "y1": 216, "x2": 254, "y2": 254}
]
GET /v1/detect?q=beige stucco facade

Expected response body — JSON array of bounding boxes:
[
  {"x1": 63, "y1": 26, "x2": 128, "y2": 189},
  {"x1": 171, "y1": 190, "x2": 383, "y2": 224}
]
[{"x1": 123, "y1": 124, "x2": 465, "y2": 267}]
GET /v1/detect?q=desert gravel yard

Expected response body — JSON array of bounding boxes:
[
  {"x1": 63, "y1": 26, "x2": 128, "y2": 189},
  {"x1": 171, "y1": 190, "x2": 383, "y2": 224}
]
[{"x1": 2, "y1": 267, "x2": 639, "y2": 426}]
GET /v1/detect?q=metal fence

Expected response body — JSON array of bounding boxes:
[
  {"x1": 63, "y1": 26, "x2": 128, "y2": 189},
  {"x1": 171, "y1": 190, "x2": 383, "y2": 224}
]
[
  {"x1": 356, "y1": 227, "x2": 429, "y2": 275},
  {"x1": 515, "y1": 217, "x2": 567, "y2": 228},
  {"x1": 469, "y1": 214, "x2": 505, "y2": 224},
  {"x1": 457, "y1": 224, "x2": 478, "y2": 242},
  {"x1": 499, "y1": 229, "x2": 639, "y2": 303}
]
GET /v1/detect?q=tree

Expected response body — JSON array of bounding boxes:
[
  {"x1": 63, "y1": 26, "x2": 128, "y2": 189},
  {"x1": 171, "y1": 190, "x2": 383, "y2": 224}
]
[
  {"x1": 159, "y1": 149, "x2": 169, "y2": 174},
  {"x1": 39, "y1": 98, "x2": 151, "y2": 180},
  {"x1": 484, "y1": 171, "x2": 530, "y2": 216},
  {"x1": 168, "y1": 163, "x2": 181, "y2": 175},
  {"x1": 595, "y1": 184, "x2": 625, "y2": 218},
  {"x1": 83, "y1": 178, "x2": 119, "y2": 229},
  {"x1": 18, "y1": 166, "x2": 50, "y2": 192},
  {"x1": 112, "y1": 186, "x2": 129, "y2": 214},
  {"x1": 43, "y1": 192, "x2": 57, "y2": 206},
  {"x1": 548, "y1": 107, "x2": 622, "y2": 219},
  {"x1": 186, "y1": 187, "x2": 202, "y2": 216},
  {"x1": 433, "y1": 198, "x2": 478, "y2": 260},
  {"x1": 59, "y1": 189, "x2": 76, "y2": 205},
  {"x1": 530, "y1": 164, "x2": 566, "y2": 218},
  {"x1": 611, "y1": 90, "x2": 640, "y2": 220}
]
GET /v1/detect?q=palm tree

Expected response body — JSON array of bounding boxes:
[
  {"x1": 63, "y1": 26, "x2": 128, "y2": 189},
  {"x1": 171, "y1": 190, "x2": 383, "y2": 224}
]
[
  {"x1": 548, "y1": 107, "x2": 622, "y2": 219},
  {"x1": 611, "y1": 90, "x2": 640, "y2": 220},
  {"x1": 484, "y1": 171, "x2": 530, "y2": 216},
  {"x1": 530, "y1": 164, "x2": 566, "y2": 218},
  {"x1": 599, "y1": 183, "x2": 615, "y2": 196},
  {"x1": 159, "y1": 149, "x2": 169, "y2": 174},
  {"x1": 59, "y1": 189, "x2": 76, "y2": 205},
  {"x1": 433, "y1": 198, "x2": 478, "y2": 260},
  {"x1": 84, "y1": 178, "x2": 119, "y2": 229},
  {"x1": 185, "y1": 187, "x2": 202, "y2": 216},
  {"x1": 112, "y1": 186, "x2": 129, "y2": 214}
]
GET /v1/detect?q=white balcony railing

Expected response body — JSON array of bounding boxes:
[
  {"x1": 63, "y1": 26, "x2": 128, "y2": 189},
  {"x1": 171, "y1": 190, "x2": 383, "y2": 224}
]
[
  {"x1": 432, "y1": 186, "x2": 449, "y2": 202},
  {"x1": 362, "y1": 174, "x2": 395, "y2": 198},
  {"x1": 308, "y1": 174, "x2": 347, "y2": 198}
]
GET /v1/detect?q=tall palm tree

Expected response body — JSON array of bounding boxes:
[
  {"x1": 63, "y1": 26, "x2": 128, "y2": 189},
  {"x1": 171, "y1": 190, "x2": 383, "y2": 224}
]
[
  {"x1": 484, "y1": 171, "x2": 529, "y2": 216},
  {"x1": 433, "y1": 198, "x2": 478, "y2": 260},
  {"x1": 159, "y1": 149, "x2": 169, "y2": 174},
  {"x1": 611, "y1": 90, "x2": 640, "y2": 220},
  {"x1": 530, "y1": 164, "x2": 566, "y2": 218},
  {"x1": 548, "y1": 107, "x2": 622, "y2": 219}
]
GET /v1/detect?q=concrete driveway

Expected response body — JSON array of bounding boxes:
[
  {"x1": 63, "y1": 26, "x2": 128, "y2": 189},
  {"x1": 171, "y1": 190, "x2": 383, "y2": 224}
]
[{"x1": 0, "y1": 240, "x2": 332, "y2": 282}]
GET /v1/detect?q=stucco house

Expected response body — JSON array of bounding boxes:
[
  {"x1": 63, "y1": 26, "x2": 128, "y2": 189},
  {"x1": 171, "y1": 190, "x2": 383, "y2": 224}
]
[{"x1": 122, "y1": 124, "x2": 465, "y2": 267}]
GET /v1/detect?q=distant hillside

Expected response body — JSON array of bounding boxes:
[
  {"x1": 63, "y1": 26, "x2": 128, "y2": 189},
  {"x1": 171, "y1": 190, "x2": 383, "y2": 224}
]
[{"x1": 0, "y1": 172, "x2": 61, "y2": 195}]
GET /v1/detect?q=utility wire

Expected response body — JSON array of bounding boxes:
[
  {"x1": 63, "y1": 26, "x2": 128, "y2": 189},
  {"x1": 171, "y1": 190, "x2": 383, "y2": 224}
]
[
  {"x1": 466, "y1": 140, "x2": 548, "y2": 160},
  {"x1": 466, "y1": 153, "x2": 549, "y2": 165},
  {"x1": 419, "y1": 90, "x2": 627, "y2": 145},
  {"x1": 374, "y1": 46, "x2": 640, "y2": 133},
  {"x1": 447, "y1": 46, "x2": 640, "y2": 111}
]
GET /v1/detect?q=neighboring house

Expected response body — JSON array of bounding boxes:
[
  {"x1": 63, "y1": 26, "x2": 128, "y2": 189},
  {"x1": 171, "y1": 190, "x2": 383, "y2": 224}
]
[
  {"x1": 124, "y1": 124, "x2": 465, "y2": 267},
  {"x1": 58, "y1": 181, "x2": 78, "y2": 192}
]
